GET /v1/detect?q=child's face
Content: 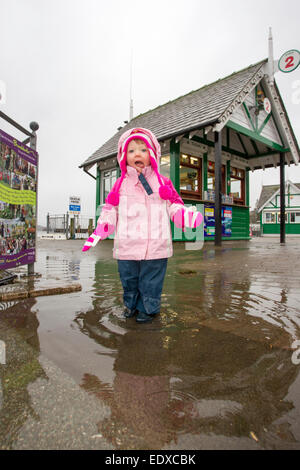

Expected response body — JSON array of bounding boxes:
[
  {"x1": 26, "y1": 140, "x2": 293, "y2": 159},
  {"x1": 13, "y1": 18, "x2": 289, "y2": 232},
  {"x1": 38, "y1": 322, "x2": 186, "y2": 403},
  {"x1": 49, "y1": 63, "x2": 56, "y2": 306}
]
[{"x1": 126, "y1": 139, "x2": 150, "y2": 173}]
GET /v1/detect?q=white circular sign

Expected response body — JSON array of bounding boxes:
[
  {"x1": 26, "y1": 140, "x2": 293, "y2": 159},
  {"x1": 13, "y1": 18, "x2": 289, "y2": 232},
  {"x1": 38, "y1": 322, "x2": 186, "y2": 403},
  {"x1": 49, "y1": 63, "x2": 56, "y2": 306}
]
[
  {"x1": 264, "y1": 97, "x2": 271, "y2": 114},
  {"x1": 278, "y1": 49, "x2": 300, "y2": 73}
]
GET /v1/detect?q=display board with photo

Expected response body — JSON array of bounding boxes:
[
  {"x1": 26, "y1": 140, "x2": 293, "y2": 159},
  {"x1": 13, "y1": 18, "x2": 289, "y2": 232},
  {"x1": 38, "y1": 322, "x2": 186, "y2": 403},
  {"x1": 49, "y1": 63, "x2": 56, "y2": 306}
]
[{"x1": 0, "y1": 129, "x2": 38, "y2": 269}]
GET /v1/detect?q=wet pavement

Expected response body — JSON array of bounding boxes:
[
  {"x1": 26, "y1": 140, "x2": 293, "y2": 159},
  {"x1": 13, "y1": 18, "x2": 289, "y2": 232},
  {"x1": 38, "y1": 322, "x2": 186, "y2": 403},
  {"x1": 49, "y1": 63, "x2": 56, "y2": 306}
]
[{"x1": 1, "y1": 237, "x2": 300, "y2": 450}]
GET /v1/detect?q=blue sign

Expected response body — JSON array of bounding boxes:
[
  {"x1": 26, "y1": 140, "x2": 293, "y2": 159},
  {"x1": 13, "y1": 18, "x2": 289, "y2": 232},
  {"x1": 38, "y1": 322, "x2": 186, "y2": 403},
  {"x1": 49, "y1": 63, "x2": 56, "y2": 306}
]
[
  {"x1": 69, "y1": 204, "x2": 81, "y2": 212},
  {"x1": 204, "y1": 204, "x2": 232, "y2": 237}
]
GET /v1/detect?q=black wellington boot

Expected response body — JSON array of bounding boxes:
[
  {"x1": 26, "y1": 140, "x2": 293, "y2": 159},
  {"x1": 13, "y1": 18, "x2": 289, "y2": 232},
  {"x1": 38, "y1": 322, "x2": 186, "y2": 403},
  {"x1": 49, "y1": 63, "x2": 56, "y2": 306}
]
[
  {"x1": 136, "y1": 311, "x2": 153, "y2": 323},
  {"x1": 123, "y1": 307, "x2": 138, "y2": 318}
]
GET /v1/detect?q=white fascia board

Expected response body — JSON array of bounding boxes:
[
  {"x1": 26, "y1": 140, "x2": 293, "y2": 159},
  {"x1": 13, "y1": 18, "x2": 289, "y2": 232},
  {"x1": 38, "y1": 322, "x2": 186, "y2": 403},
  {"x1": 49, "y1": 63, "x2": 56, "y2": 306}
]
[
  {"x1": 289, "y1": 180, "x2": 300, "y2": 194},
  {"x1": 175, "y1": 134, "x2": 185, "y2": 144},
  {"x1": 212, "y1": 65, "x2": 265, "y2": 133},
  {"x1": 180, "y1": 138, "x2": 208, "y2": 156},
  {"x1": 262, "y1": 72, "x2": 299, "y2": 165},
  {"x1": 247, "y1": 153, "x2": 280, "y2": 169}
]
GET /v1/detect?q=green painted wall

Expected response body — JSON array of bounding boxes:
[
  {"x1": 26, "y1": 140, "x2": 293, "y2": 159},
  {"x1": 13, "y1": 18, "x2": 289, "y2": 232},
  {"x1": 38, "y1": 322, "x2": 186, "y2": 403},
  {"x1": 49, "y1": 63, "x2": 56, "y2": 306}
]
[
  {"x1": 231, "y1": 205, "x2": 250, "y2": 239},
  {"x1": 246, "y1": 170, "x2": 250, "y2": 206},
  {"x1": 172, "y1": 198, "x2": 250, "y2": 241},
  {"x1": 262, "y1": 223, "x2": 300, "y2": 234}
]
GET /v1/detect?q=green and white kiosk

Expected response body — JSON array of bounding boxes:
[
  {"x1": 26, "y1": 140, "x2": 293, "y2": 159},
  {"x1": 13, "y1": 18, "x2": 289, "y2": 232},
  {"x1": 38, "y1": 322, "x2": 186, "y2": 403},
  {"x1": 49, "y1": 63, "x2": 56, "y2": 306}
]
[{"x1": 80, "y1": 36, "x2": 300, "y2": 246}]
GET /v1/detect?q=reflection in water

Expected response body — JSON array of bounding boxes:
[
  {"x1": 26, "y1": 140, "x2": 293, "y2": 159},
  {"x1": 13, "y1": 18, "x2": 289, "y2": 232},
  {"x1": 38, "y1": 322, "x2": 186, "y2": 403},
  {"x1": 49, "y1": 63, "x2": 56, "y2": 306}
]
[
  {"x1": 46, "y1": 255, "x2": 81, "y2": 281},
  {"x1": 1, "y1": 239, "x2": 300, "y2": 449},
  {"x1": 76, "y1": 257, "x2": 300, "y2": 449},
  {"x1": 0, "y1": 299, "x2": 47, "y2": 449},
  {"x1": 78, "y1": 316, "x2": 297, "y2": 449},
  {"x1": 246, "y1": 281, "x2": 300, "y2": 342}
]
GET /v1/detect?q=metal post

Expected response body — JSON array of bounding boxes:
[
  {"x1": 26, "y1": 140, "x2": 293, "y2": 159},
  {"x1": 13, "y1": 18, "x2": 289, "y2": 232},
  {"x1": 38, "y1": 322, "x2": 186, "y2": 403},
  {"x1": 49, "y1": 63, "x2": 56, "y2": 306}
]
[
  {"x1": 280, "y1": 153, "x2": 286, "y2": 244},
  {"x1": 70, "y1": 217, "x2": 75, "y2": 239},
  {"x1": 170, "y1": 138, "x2": 180, "y2": 192},
  {"x1": 28, "y1": 121, "x2": 39, "y2": 275},
  {"x1": 214, "y1": 131, "x2": 222, "y2": 246},
  {"x1": 88, "y1": 218, "x2": 93, "y2": 236},
  {"x1": 66, "y1": 212, "x2": 69, "y2": 239}
]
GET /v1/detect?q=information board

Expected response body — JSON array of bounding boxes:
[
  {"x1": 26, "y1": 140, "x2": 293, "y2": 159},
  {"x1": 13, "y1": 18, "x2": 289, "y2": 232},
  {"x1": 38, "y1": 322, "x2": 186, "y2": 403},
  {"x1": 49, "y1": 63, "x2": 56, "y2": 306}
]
[
  {"x1": 0, "y1": 129, "x2": 37, "y2": 269},
  {"x1": 204, "y1": 204, "x2": 232, "y2": 237}
]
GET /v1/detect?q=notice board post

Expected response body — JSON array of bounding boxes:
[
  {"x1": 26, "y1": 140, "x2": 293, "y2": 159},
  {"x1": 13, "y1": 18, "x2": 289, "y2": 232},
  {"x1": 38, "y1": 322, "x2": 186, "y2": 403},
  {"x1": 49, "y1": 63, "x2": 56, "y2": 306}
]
[
  {"x1": 69, "y1": 196, "x2": 81, "y2": 239},
  {"x1": 28, "y1": 122, "x2": 39, "y2": 275}
]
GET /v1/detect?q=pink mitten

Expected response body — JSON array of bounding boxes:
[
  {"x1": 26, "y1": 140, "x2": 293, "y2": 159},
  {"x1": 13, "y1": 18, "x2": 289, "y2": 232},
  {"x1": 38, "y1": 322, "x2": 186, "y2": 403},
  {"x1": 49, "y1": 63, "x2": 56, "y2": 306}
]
[
  {"x1": 82, "y1": 232, "x2": 101, "y2": 252},
  {"x1": 172, "y1": 208, "x2": 203, "y2": 229},
  {"x1": 188, "y1": 211, "x2": 203, "y2": 228},
  {"x1": 82, "y1": 222, "x2": 115, "y2": 252},
  {"x1": 172, "y1": 208, "x2": 185, "y2": 229}
]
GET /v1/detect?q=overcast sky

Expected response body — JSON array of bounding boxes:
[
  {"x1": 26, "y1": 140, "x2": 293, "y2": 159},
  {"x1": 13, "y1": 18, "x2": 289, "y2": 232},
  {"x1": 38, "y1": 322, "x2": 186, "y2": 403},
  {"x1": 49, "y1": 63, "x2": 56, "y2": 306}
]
[{"x1": 0, "y1": 0, "x2": 299, "y2": 225}]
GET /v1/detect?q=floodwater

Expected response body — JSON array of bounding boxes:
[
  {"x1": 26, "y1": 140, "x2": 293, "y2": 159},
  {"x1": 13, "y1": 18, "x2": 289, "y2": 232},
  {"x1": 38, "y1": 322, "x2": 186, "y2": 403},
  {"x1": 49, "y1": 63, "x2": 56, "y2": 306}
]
[{"x1": 1, "y1": 237, "x2": 300, "y2": 450}]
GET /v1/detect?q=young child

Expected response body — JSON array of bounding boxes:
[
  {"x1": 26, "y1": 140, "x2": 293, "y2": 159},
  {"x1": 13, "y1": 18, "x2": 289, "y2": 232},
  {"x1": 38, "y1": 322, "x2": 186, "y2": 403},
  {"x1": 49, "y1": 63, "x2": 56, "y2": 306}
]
[{"x1": 83, "y1": 128, "x2": 203, "y2": 323}]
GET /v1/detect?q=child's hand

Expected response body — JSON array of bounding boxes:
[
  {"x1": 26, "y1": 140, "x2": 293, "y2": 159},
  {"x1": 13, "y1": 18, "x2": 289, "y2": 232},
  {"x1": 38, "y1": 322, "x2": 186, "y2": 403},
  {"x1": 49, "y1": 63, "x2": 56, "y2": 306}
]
[
  {"x1": 82, "y1": 232, "x2": 101, "y2": 252},
  {"x1": 193, "y1": 211, "x2": 203, "y2": 228},
  {"x1": 82, "y1": 223, "x2": 115, "y2": 252},
  {"x1": 172, "y1": 207, "x2": 203, "y2": 229}
]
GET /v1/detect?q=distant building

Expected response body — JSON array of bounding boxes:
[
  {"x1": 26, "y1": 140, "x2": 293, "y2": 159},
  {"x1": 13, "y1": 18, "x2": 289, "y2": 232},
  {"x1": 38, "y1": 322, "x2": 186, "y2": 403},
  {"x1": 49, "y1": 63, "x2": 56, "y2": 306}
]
[{"x1": 257, "y1": 180, "x2": 300, "y2": 236}]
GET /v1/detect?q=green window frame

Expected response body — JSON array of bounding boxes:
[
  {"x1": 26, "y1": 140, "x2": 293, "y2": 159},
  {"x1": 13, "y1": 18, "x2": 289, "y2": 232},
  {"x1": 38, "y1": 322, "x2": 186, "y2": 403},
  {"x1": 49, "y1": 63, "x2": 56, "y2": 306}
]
[
  {"x1": 179, "y1": 153, "x2": 202, "y2": 200},
  {"x1": 290, "y1": 212, "x2": 300, "y2": 223},
  {"x1": 229, "y1": 167, "x2": 245, "y2": 205},
  {"x1": 264, "y1": 211, "x2": 276, "y2": 224},
  {"x1": 277, "y1": 212, "x2": 288, "y2": 223},
  {"x1": 101, "y1": 169, "x2": 117, "y2": 204}
]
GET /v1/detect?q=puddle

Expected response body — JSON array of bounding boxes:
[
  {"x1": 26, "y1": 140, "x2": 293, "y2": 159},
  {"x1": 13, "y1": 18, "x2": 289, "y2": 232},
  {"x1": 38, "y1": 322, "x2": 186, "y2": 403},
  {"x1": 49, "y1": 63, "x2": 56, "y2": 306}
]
[{"x1": 1, "y1": 238, "x2": 300, "y2": 449}]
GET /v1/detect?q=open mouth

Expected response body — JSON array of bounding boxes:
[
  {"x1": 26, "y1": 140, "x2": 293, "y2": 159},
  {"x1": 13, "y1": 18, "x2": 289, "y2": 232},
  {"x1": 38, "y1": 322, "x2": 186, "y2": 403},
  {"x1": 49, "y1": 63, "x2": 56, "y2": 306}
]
[{"x1": 135, "y1": 160, "x2": 144, "y2": 168}]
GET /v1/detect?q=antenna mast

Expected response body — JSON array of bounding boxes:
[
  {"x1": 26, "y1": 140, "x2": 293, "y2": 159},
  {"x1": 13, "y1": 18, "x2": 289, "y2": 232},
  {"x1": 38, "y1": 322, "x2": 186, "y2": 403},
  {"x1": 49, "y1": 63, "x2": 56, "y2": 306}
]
[
  {"x1": 129, "y1": 50, "x2": 133, "y2": 121},
  {"x1": 268, "y1": 27, "x2": 274, "y2": 84}
]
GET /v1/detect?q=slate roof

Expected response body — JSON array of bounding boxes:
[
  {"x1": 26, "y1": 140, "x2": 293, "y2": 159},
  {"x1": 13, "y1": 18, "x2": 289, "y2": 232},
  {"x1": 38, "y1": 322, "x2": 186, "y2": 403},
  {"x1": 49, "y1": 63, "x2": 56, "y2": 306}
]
[
  {"x1": 257, "y1": 182, "x2": 300, "y2": 211},
  {"x1": 80, "y1": 59, "x2": 267, "y2": 169}
]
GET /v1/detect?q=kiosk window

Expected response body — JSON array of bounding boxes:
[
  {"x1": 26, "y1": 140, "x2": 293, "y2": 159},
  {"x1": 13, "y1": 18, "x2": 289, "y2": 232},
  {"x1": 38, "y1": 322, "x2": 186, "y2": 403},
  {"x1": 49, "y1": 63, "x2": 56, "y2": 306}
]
[
  {"x1": 290, "y1": 212, "x2": 300, "y2": 223},
  {"x1": 265, "y1": 212, "x2": 276, "y2": 223},
  {"x1": 179, "y1": 153, "x2": 202, "y2": 199},
  {"x1": 207, "y1": 161, "x2": 226, "y2": 194},
  {"x1": 277, "y1": 213, "x2": 288, "y2": 223},
  {"x1": 230, "y1": 167, "x2": 245, "y2": 205},
  {"x1": 102, "y1": 169, "x2": 117, "y2": 204},
  {"x1": 160, "y1": 155, "x2": 170, "y2": 178}
]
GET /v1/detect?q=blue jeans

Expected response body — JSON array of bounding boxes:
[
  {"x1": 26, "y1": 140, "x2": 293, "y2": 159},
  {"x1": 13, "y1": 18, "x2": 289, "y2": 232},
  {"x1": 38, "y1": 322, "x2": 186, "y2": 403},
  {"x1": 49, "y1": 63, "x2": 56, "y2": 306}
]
[{"x1": 117, "y1": 258, "x2": 168, "y2": 315}]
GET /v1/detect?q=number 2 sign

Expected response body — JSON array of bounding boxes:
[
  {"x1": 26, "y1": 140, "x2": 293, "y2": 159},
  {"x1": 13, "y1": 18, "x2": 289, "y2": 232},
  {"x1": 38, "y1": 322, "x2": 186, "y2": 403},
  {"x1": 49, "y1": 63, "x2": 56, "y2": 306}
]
[
  {"x1": 263, "y1": 98, "x2": 271, "y2": 114},
  {"x1": 278, "y1": 49, "x2": 300, "y2": 73}
]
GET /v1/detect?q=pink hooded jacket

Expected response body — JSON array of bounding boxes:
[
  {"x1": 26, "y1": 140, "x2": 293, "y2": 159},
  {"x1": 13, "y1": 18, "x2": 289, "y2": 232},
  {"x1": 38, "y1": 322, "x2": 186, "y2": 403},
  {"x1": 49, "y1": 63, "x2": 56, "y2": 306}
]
[{"x1": 97, "y1": 128, "x2": 193, "y2": 260}]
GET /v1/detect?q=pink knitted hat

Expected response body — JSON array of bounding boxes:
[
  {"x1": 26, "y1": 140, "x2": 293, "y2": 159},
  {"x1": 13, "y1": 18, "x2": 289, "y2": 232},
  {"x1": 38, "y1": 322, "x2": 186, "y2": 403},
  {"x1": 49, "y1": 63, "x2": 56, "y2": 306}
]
[{"x1": 105, "y1": 127, "x2": 172, "y2": 206}]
